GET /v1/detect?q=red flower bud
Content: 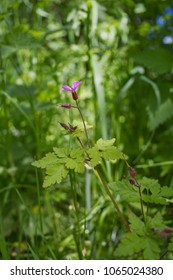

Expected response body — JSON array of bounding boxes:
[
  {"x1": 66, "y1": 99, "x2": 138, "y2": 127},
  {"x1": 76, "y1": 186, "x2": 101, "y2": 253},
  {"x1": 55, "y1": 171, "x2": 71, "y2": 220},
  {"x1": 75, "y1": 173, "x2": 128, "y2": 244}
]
[
  {"x1": 72, "y1": 91, "x2": 78, "y2": 100},
  {"x1": 58, "y1": 104, "x2": 72, "y2": 109},
  {"x1": 129, "y1": 166, "x2": 136, "y2": 177},
  {"x1": 128, "y1": 178, "x2": 140, "y2": 188}
]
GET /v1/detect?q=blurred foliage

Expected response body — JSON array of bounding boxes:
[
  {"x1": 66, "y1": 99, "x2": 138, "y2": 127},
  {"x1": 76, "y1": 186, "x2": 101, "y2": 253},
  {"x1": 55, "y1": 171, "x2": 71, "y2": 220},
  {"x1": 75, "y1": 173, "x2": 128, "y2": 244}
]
[{"x1": 0, "y1": 0, "x2": 173, "y2": 259}]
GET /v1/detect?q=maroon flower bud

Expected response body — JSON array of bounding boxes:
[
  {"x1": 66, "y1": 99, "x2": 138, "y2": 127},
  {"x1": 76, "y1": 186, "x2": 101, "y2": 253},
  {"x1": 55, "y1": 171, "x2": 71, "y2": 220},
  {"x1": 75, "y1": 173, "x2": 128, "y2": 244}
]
[
  {"x1": 129, "y1": 166, "x2": 137, "y2": 177},
  {"x1": 72, "y1": 91, "x2": 78, "y2": 100},
  {"x1": 59, "y1": 122, "x2": 70, "y2": 130},
  {"x1": 68, "y1": 123, "x2": 77, "y2": 132},
  {"x1": 58, "y1": 104, "x2": 72, "y2": 109},
  {"x1": 128, "y1": 178, "x2": 140, "y2": 188}
]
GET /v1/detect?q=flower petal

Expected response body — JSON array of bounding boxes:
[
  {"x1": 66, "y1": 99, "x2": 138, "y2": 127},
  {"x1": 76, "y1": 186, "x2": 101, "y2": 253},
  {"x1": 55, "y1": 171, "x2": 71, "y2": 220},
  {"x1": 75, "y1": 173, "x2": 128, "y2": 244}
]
[
  {"x1": 72, "y1": 81, "x2": 82, "y2": 90},
  {"x1": 62, "y1": 85, "x2": 72, "y2": 92}
]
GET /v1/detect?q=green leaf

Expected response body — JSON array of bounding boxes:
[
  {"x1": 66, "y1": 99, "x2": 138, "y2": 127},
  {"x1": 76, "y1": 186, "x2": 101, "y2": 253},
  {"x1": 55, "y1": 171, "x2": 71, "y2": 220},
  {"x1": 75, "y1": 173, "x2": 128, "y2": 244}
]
[
  {"x1": 134, "y1": 48, "x2": 173, "y2": 74},
  {"x1": 32, "y1": 147, "x2": 85, "y2": 188},
  {"x1": 147, "y1": 212, "x2": 165, "y2": 230},
  {"x1": 43, "y1": 165, "x2": 68, "y2": 188},
  {"x1": 87, "y1": 146, "x2": 102, "y2": 167},
  {"x1": 88, "y1": 138, "x2": 123, "y2": 167},
  {"x1": 139, "y1": 177, "x2": 173, "y2": 205},
  {"x1": 53, "y1": 147, "x2": 70, "y2": 158},
  {"x1": 32, "y1": 153, "x2": 59, "y2": 168},
  {"x1": 115, "y1": 232, "x2": 145, "y2": 257},
  {"x1": 96, "y1": 138, "x2": 116, "y2": 149},
  {"x1": 160, "y1": 186, "x2": 173, "y2": 198},
  {"x1": 143, "y1": 237, "x2": 160, "y2": 260},
  {"x1": 115, "y1": 233, "x2": 160, "y2": 259},
  {"x1": 109, "y1": 180, "x2": 139, "y2": 203},
  {"x1": 129, "y1": 212, "x2": 145, "y2": 236},
  {"x1": 168, "y1": 238, "x2": 173, "y2": 251},
  {"x1": 149, "y1": 99, "x2": 173, "y2": 130}
]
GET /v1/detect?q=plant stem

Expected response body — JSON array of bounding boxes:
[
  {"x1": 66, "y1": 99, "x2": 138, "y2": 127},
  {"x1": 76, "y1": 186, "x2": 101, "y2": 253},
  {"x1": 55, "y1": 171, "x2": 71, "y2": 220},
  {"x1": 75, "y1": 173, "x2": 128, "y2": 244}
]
[
  {"x1": 69, "y1": 171, "x2": 83, "y2": 260},
  {"x1": 76, "y1": 100, "x2": 90, "y2": 147},
  {"x1": 96, "y1": 167, "x2": 130, "y2": 231},
  {"x1": 138, "y1": 186, "x2": 146, "y2": 224},
  {"x1": 76, "y1": 136, "x2": 130, "y2": 231}
]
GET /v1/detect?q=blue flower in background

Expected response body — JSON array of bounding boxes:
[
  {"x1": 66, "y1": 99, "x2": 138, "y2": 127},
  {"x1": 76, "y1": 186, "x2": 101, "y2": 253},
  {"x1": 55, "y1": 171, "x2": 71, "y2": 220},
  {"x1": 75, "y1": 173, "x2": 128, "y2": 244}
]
[{"x1": 156, "y1": 4, "x2": 173, "y2": 44}]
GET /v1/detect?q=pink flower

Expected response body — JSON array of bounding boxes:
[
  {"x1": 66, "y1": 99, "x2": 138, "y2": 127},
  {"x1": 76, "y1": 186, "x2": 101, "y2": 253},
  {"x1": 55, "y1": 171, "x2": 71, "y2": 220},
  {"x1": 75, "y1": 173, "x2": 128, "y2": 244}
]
[{"x1": 62, "y1": 81, "x2": 82, "y2": 100}]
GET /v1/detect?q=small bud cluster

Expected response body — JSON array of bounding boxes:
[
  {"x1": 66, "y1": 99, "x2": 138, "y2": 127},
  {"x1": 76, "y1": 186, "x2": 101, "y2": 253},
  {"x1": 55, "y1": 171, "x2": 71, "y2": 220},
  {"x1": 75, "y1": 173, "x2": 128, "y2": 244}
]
[
  {"x1": 128, "y1": 166, "x2": 140, "y2": 187},
  {"x1": 59, "y1": 122, "x2": 77, "y2": 133}
]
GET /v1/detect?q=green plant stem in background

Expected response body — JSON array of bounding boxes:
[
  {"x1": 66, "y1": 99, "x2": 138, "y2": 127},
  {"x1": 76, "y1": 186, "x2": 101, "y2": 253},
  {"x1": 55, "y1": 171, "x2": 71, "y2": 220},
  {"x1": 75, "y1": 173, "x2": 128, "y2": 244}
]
[
  {"x1": 69, "y1": 171, "x2": 83, "y2": 260},
  {"x1": 76, "y1": 100, "x2": 90, "y2": 147},
  {"x1": 76, "y1": 103, "x2": 130, "y2": 232},
  {"x1": 96, "y1": 167, "x2": 130, "y2": 232}
]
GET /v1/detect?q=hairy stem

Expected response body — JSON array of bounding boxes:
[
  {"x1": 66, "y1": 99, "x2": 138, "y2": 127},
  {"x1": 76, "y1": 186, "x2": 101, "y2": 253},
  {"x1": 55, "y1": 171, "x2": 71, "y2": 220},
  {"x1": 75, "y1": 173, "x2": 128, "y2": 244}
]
[
  {"x1": 76, "y1": 100, "x2": 90, "y2": 147},
  {"x1": 96, "y1": 167, "x2": 130, "y2": 231},
  {"x1": 76, "y1": 136, "x2": 129, "y2": 231}
]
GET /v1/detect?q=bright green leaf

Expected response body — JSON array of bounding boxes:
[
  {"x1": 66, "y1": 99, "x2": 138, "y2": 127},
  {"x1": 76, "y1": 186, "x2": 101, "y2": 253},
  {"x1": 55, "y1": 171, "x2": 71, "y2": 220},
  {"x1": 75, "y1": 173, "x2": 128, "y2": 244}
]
[
  {"x1": 115, "y1": 233, "x2": 145, "y2": 257},
  {"x1": 43, "y1": 165, "x2": 68, "y2": 188},
  {"x1": 32, "y1": 153, "x2": 59, "y2": 168},
  {"x1": 128, "y1": 212, "x2": 145, "y2": 236},
  {"x1": 88, "y1": 138, "x2": 122, "y2": 167}
]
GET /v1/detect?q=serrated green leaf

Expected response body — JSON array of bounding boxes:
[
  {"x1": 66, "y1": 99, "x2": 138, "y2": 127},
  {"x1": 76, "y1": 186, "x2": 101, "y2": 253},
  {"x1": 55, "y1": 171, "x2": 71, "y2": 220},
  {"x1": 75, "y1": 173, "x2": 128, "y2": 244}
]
[
  {"x1": 32, "y1": 153, "x2": 59, "y2": 168},
  {"x1": 115, "y1": 233, "x2": 144, "y2": 257},
  {"x1": 88, "y1": 147, "x2": 102, "y2": 167},
  {"x1": 70, "y1": 148, "x2": 83, "y2": 158},
  {"x1": 88, "y1": 138, "x2": 122, "y2": 167},
  {"x1": 147, "y1": 212, "x2": 165, "y2": 230},
  {"x1": 115, "y1": 233, "x2": 160, "y2": 259},
  {"x1": 109, "y1": 180, "x2": 139, "y2": 203},
  {"x1": 139, "y1": 177, "x2": 172, "y2": 205},
  {"x1": 65, "y1": 158, "x2": 84, "y2": 173},
  {"x1": 129, "y1": 212, "x2": 145, "y2": 236},
  {"x1": 96, "y1": 138, "x2": 115, "y2": 150},
  {"x1": 160, "y1": 186, "x2": 173, "y2": 198},
  {"x1": 102, "y1": 146, "x2": 123, "y2": 161},
  {"x1": 142, "y1": 194, "x2": 167, "y2": 205},
  {"x1": 43, "y1": 165, "x2": 68, "y2": 188},
  {"x1": 139, "y1": 177, "x2": 160, "y2": 192},
  {"x1": 53, "y1": 147, "x2": 70, "y2": 158},
  {"x1": 143, "y1": 237, "x2": 160, "y2": 260}
]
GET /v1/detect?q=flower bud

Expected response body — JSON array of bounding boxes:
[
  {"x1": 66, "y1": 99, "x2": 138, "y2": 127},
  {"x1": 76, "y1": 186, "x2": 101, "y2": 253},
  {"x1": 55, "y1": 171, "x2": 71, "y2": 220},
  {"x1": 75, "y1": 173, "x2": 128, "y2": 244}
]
[
  {"x1": 129, "y1": 166, "x2": 136, "y2": 177},
  {"x1": 57, "y1": 104, "x2": 72, "y2": 109},
  {"x1": 72, "y1": 91, "x2": 78, "y2": 100},
  {"x1": 59, "y1": 122, "x2": 69, "y2": 130},
  {"x1": 128, "y1": 178, "x2": 140, "y2": 188}
]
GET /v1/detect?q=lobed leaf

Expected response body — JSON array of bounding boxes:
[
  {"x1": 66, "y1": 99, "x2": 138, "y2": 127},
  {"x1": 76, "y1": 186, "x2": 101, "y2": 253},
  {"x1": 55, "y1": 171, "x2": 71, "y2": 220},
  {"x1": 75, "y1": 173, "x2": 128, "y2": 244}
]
[
  {"x1": 109, "y1": 180, "x2": 139, "y2": 203},
  {"x1": 43, "y1": 165, "x2": 68, "y2": 188},
  {"x1": 115, "y1": 232, "x2": 160, "y2": 259},
  {"x1": 32, "y1": 153, "x2": 59, "y2": 168},
  {"x1": 147, "y1": 212, "x2": 165, "y2": 230},
  {"x1": 115, "y1": 233, "x2": 145, "y2": 257},
  {"x1": 88, "y1": 138, "x2": 123, "y2": 167},
  {"x1": 128, "y1": 212, "x2": 145, "y2": 236}
]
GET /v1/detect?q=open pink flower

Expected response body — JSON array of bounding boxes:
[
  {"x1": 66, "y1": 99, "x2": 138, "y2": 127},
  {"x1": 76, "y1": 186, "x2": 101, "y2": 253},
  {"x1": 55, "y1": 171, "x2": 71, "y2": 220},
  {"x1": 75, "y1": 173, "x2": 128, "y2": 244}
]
[{"x1": 62, "y1": 81, "x2": 82, "y2": 100}]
